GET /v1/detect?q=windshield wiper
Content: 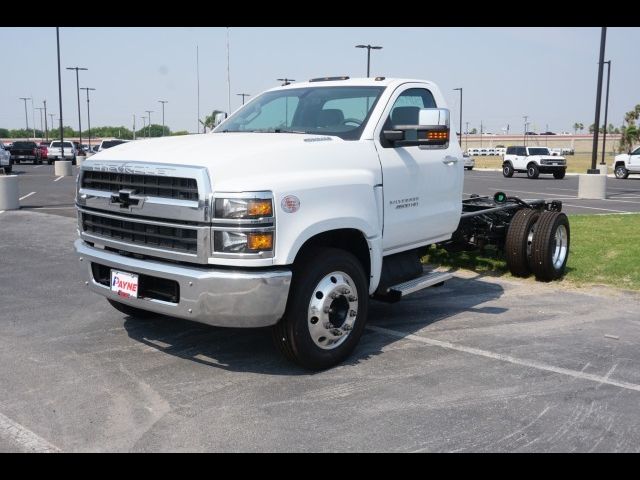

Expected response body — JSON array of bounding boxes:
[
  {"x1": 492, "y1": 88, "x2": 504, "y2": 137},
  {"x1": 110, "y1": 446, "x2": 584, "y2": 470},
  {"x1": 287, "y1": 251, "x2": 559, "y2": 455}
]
[{"x1": 274, "y1": 128, "x2": 307, "y2": 134}]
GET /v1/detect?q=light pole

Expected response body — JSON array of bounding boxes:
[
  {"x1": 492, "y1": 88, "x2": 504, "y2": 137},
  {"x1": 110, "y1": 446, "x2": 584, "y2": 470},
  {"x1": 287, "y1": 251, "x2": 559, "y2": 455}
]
[
  {"x1": 158, "y1": 100, "x2": 168, "y2": 136},
  {"x1": 48, "y1": 113, "x2": 56, "y2": 137},
  {"x1": 141, "y1": 116, "x2": 147, "y2": 139},
  {"x1": 19, "y1": 97, "x2": 30, "y2": 135},
  {"x1": 277, "y1": 78, "x2": 295, "y2": 86},
  {"x1": 43, "y1": 100, "x2": 48, "y2": 141},
  {"x1": 453, "y1": 88, "x2": 462, "y2": 146},
  {"x1": 145, "y1": 110, "x2": 153, "y2": 138},
  {"x1": 523, "y1": 115, "x2": 528, "y2": 146},
  {"x1": 236, "y1": 93, "x2": 250, "y2": 105},
  {"x1": 355, "y1": 44, "x2": 383, "y2": 77},
  {"x1": 66, "y1": 66, "x2": 88, "y2": 146},
  {"x1": 80, "y1": 87, "x2": 95, "y2": 153},
  {"x1": 56, "y1": 28, "x2": 65, "y2": 159},
  {"x1": 590, "y1": 27, "x2": 607, "y2": 174},
  {"x1": 601, "y1": 60, "x2": 611, "y2": 167},
  {"x1": 480, "y1": 121, "x2": 483, "y2": 148}
]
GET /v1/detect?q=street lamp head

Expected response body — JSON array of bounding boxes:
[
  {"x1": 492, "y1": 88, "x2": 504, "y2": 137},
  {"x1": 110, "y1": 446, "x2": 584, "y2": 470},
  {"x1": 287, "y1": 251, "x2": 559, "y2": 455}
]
[
  {"x1": 371, "y1": 46, "x2": 383, "y2": 50},
  {"x1": 355, "y1": 45, "x2": 367, "y2": 49}
]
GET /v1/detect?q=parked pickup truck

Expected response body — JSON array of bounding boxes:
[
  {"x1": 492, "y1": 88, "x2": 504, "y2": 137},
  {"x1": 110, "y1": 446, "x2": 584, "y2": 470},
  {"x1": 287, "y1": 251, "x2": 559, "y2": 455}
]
[
  {"x1": 613, "y1": 145, "x2": 640, "y2": 179},
  {"x1": 9, "y1": 141, "x2": 42, "y2": 164},
  {"x1": 502, "y1": 146, "x2": 567, "y2": 179},
  {"x1": 75, "y1": 77, "x2": 571, "y2": 369},
  {"x1": 48, "y1": 140, "x2": 77, "y2": 164}
]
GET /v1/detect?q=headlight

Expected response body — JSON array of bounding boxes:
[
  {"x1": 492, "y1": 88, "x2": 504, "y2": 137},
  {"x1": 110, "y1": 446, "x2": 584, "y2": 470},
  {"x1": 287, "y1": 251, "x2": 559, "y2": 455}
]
[
  {"x1": 214, "y1": 231, "x2": 274, "y2": 254},
  {"x1": 215, "y1": 198, "x2": 273, "y2": 219}
]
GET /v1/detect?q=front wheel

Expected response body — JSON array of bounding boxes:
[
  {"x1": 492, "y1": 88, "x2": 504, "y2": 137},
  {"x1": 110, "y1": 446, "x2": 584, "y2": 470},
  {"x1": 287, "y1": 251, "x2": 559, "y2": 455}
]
[
  {"x1": 272, "y1": 247, "x2": 369, "y2": 370},
  {"x1": 502, "y1": 163, "x2": 514, "y2": 178},
  {"x1": 615, "y1": 165, "x2": 629, "y2": 179},
  {"x1": 553, "y1": 169, "x2": 566, "y2": 179},
  {"x1": 530, "y1": 212, "x2": 570, "y2": 281}
]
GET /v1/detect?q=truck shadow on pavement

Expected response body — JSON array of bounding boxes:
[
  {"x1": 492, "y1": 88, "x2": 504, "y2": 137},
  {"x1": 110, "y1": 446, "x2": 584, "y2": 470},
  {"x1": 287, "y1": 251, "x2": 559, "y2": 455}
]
[{"x1": 122, "y1": 275, "x2": 505, "y2": 375}]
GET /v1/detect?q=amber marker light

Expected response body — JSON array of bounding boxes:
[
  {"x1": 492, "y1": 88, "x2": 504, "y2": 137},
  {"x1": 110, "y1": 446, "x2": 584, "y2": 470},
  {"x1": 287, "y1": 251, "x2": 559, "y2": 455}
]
[
  {"x1": 247, "y1": 232, "x2": 274, "y2": 251},
  {"x1": 427, "y1": 131, "x2": 449, "y2": 140},
  {"x1": 247, "y1": 199, "x2": 273, "y2": 217}
]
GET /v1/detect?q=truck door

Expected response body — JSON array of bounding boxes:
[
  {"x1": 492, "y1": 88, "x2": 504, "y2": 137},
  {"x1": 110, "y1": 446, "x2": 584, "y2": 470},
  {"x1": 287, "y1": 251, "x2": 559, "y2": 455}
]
[
  {"x1": 629, "y1": 146, "x2": 640, "y2": 171},
  {"x1": 373, "y1": 85, "x2": 463, "y2": 253}
]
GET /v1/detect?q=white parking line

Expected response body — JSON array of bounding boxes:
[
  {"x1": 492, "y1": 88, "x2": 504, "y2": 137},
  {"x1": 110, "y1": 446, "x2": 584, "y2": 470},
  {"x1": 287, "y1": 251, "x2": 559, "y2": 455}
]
[
  {"x1": 561, "y1": 204, "x2": 631, "y2": 213},
  {"x1": 19, "y1": 191, "x2": 36, "y2": 201},
  {"x1": 367, "y1": 325, "x2": 640, "y2": 393},
  {"x1": 0, "y1": 411, "x2": 61, "y2": 453},
  {"x1": 34, "y1": 165, "x2": 43, "y2": 169},
  {"x1": 53, "y1": 176, "x2": 64, "y2": 182}
]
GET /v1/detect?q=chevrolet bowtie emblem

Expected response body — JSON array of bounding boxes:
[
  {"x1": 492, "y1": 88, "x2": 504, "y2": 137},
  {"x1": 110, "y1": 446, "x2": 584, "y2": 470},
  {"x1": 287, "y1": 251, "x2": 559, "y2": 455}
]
[{"x1": 110, "y1": 189, "x2": 142, "y2": 209}]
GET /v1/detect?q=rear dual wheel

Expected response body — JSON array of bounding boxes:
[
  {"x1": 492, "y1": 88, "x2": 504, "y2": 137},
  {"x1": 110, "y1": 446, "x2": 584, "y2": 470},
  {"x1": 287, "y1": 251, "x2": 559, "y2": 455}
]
[{"x1": 505, "y1": 210, "x2": 570, "y2": 281}]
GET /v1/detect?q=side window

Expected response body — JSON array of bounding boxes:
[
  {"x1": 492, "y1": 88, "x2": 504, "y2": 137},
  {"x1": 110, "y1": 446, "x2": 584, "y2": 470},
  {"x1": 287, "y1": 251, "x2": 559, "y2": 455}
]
[
  {"x1": 632, "y1": 147, "x2": 640, "y2": 155},
  {"x1": 506, "y1": 147, "x2": 515, "y2": 155},
  {"x1": 518, "y1": 147, "x2": 527, "y2": 156},
  {"x1": 385, "y1": 88, "x2": 436, "y2": 128}
]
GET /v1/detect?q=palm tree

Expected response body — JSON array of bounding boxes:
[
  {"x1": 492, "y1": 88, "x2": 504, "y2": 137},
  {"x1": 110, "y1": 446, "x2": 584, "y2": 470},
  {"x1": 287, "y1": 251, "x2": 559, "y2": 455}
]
[
  {"x1": 573, "y1": 122, "x2": 580, "y2": 135},
  {"x1": 200, "y1": 110, "x2": 226, "y2": 133}
]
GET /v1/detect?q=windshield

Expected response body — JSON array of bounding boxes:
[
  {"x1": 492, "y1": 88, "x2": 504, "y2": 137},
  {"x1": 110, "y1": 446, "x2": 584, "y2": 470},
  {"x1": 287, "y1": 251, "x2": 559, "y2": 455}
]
[
  {"x1": 528, "y1": 147, "x2": 550, "y2": 156},
  {"x1": 101, "y1": 140, "x2": 126, "y2": 149},
  {"x1": 216, "y1": 86, "x2": 385, "y2": 140},
  {"x1": 13, "y1": 142, "x2": 36, "y2": 148}
]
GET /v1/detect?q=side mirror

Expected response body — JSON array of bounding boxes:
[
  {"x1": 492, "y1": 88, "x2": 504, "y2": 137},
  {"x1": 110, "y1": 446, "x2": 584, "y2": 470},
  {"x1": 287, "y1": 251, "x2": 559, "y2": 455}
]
[{"x1": 385, "y1": 108, "x2": 451, "y2": 148}]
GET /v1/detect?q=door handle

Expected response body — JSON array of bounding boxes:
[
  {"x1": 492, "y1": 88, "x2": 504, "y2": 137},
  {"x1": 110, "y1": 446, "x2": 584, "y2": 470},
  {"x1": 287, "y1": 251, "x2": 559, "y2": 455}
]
[{"x1": 442, "y1": 156, "x2": 459, "y2": 164}]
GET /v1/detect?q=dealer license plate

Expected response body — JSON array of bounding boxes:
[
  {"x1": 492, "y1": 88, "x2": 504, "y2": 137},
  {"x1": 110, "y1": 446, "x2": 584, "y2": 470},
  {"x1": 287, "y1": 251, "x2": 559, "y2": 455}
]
[{"x1": 110, "y1": 270, "x2": 139, "y2": 299}]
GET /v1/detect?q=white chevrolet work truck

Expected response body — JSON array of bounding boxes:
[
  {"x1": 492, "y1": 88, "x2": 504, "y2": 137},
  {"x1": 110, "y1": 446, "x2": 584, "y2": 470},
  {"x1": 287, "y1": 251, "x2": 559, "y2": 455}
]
[{"x1": 75, "y1": 77, "x2": 571, "y2": 369}]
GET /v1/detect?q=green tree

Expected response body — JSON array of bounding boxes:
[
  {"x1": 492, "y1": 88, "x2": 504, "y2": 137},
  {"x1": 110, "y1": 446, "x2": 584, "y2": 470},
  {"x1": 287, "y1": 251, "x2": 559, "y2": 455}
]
[
  {"x1": 171, "y1": 130, "x2": 190, "y2": 136},
  {"x1": 0, "y1": 128, "x2": 10, "y2": 138},
  {"x1": 200, "y1": 110, "x2": 226, "y2": 133},
  {"x1": 619, "y1": 104, "x2": 640, "y2": 152},
  {"x1": 470, "y1": 127, "x2": 477, "y2": 134}
]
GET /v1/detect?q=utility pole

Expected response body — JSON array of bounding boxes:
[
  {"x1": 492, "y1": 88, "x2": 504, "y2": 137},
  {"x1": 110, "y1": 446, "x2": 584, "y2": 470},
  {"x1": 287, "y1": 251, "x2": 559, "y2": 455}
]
[
  {"x1": 48, "y1": 113, "x2": 56, "y2": 137},
  {"x1": 465, "y1": 121, "x2": 470, "y2": 151},
  {"x1": 158, "y1": 100, "x2": 168, "y2": 136},
  {"x1": 30, "y1": 97, "x2": 36, "y2": 139},
  {"x1": 145, "y1": 110, "x2": 153, "y2": 138},
  {"x1": 197, "y1": 44, "x2": 200, "y2": 134},
  {"x1": 226, "y1": 28, "x2": 231, "y2": 117},
  {"x1": 523, "y1": 115, "x2": 528, "y2": 146},
  {"x1": 133, "y1": 114, "x2": 136, "y2": 140},
  {"x1": 43, "y1": 100, "x2": 48, "y2": 141},
  {"x1": 19, "y1": 97, "x2": 30, "y2": 135},
  {"x1": 590, "y1": 27, "x2": 607, "y2": 173},
  {"x1": 36, "y1": 107, "x2": 45, "y2": 140},
  {"x1": 236, "y1": 93, "x2": 250, "y2": 105},
  {"x1": 80, "y1": 87, "x2": 95, "y2": 152},
  {"x1": 142, "y1": 116, "x2": 147, "y2": 139},
  {"x1": 453, "y1": 88, "x2": 463, "y2": 146},
  {"x1": 66, "y1": 66, "x2": 88, "y2": 146},
  {"x1": 601, "y1": 60, "x2": 611, "y2": 167},
  {"x1": 480, "y1": 121, "x2": 483, "y2": 148}
]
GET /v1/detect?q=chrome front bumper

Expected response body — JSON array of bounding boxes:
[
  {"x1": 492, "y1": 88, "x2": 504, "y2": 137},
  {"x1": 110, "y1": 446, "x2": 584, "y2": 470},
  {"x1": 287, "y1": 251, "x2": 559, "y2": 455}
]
[{"x1": 75, "y1": 239, "x2": 292, "y2": 328}]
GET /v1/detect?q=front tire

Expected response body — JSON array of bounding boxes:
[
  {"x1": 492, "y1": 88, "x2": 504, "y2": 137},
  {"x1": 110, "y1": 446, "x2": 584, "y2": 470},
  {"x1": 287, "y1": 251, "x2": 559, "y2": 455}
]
[
  {"x1": 530, "y1": 212, "x2": 570, "y2": 281},
  {"x1": 553, "y1": 169, "x2": 566, "y2": 179},
  {"x1": 505, "y1": 209, "x2": 540, "y2": 277},
  {"x1": 503, "y1": 163, "x2": 514, "y2": 178},
  {"x1": 527, "y1": 163, "x2": 540, "y2": 179},
  {"x1": 272, "y1": 247, "x2": 369, "y2": 370},
  {"x1": 615, "y1": 165, "x2": 629, "y2": 179}
]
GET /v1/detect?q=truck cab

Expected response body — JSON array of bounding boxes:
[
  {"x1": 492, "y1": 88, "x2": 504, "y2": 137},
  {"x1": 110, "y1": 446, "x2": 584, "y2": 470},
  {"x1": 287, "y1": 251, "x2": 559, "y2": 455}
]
[{"x1": 614, "y1": 146, "x2": 640, "y2": 179}]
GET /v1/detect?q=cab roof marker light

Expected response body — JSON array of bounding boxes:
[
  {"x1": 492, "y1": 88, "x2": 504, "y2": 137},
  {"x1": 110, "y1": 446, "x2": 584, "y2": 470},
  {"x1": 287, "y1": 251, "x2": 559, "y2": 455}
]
[{"x1": 309, "y1": 76, "x2": 350, "y2": 82}]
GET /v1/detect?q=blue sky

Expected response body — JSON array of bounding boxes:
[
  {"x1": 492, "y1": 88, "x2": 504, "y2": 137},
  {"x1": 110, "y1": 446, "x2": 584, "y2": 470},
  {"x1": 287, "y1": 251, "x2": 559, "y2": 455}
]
[{"x1": 1, "y1": 27, "x2": 638, "y2": 134}]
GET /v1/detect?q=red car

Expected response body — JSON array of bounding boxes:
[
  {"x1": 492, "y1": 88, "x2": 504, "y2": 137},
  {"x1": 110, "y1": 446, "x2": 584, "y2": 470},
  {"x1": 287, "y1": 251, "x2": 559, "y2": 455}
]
[{"x1": 38, "y1": 142, "x2": 49, "y2": 162}]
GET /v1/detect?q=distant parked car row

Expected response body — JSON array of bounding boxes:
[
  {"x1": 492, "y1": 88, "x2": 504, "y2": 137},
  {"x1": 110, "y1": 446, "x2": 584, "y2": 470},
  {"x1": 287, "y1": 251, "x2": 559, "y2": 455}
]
[{"x1": 466, "y1": 147, "x2": 507, "y2": 156}]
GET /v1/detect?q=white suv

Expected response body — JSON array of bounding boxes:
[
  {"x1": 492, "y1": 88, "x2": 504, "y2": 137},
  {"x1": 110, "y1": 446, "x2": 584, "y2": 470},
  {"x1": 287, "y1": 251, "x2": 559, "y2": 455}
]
[
  {"x1": 502, "y1": 146, "x2": 567, "y2": 179},
  {"x1": 613, "y1": 146, "x2": 640, "y2": 179},
  {"x1": 0, "y1": 142, "x2": 11, "y2": 173}
]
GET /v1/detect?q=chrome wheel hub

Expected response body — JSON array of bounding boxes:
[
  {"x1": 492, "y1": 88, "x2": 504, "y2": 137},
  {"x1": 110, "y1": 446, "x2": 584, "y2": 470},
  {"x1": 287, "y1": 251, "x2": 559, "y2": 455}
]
[
  {"x1": 307, "y1": 271, "x2": 358, "y2": 350},
  {"x1": 551, "y1": 224, "x2": 568, "y2": 269}
]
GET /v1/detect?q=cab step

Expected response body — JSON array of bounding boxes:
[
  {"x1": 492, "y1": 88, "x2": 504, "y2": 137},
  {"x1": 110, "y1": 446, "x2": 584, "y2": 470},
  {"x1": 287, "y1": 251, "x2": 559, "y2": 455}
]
[{"x1": 387, "y1": 270, "x2": 452, "y2": 299}]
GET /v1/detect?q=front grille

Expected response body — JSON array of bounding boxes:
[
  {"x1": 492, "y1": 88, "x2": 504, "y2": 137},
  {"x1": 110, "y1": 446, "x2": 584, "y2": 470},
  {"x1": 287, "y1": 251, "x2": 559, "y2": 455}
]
[
  {"x1": 82, "y1": 212, "x2": 198, "y2": 254},
  {"x1": 91, "y1": 262, "x2": 180, "y2": 303},
  {"x1": 82, "y1": 171, "x2": 198, "y2": 201}
]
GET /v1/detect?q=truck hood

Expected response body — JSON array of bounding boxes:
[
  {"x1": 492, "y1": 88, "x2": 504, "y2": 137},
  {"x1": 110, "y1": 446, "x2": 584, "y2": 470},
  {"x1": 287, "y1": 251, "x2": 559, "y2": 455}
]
[
  {"x1": 84, "y1": 132, "x2": 380, "y2": 191},
  {"x1": 529, "y1": 155, "x2": 566, "y2": 161}
]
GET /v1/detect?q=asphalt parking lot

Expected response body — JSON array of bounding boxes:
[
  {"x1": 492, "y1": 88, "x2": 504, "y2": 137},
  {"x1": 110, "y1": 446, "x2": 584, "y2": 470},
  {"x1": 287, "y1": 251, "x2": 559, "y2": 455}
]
[
  {"x1": 465, "y1": 169, "x2": 640, "y2": 215},
  {"x1": 1, "y1": 165, "x2": 640, "y2": 452}
]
